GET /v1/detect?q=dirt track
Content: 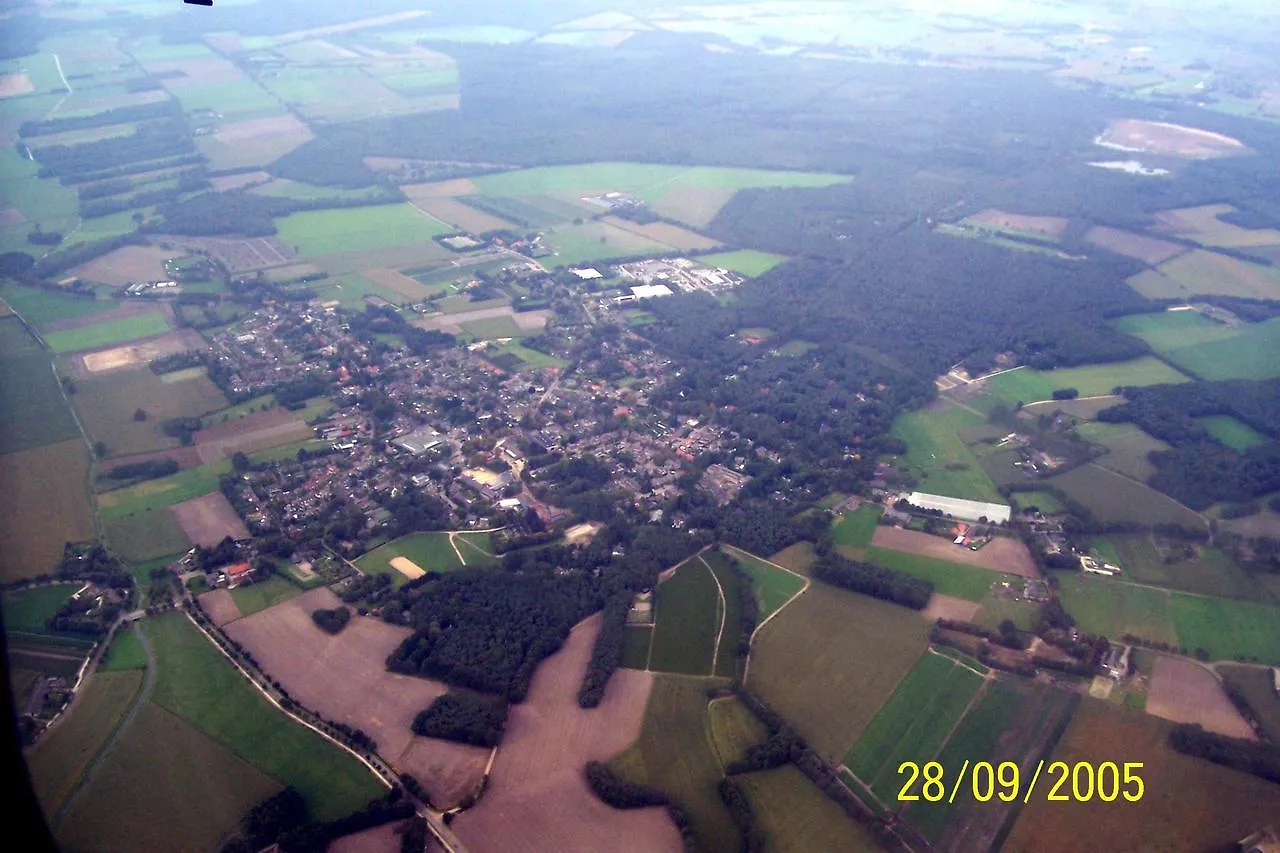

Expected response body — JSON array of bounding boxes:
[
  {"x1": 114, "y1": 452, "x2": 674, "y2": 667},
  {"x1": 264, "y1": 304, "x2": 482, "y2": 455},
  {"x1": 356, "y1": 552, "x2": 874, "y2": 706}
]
[
  {"x1": 1146, "y1": 656, "x2": 1256, "y2": 739},
  {"x1": 453, "y1": 614, "x2": 679, "y2": 853},
  {"x1": 872, "y1": 527, "x2": 1039, "y2": 578},
  {"x1": 223, "y1": 588, "x2": 488, "y2": 806}
]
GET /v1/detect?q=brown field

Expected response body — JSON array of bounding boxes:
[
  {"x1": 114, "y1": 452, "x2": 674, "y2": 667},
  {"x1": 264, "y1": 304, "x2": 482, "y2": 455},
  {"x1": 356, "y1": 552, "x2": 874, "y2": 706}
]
[
  {"x1": 0, "y1": 440, "x2": 94, "y2": 582},
  {"x1": 198, "y1": 589, "x2": 244, "y2": 627},
  {"x1": 1099, "y1": 119, "x2": 1246, "y2": 159},
  {"x1": 77, "y1": 328, "x2": 202, "y2": 375},
  {"x1": 362, "y1": 267, "x2": 434, "y2": 300},
  {"x1": 1004, "y1": 699, "x2": 1280, "y2": 853},
  {"x1": 73, "y1": 367, "x2": 228, "y2": 457},
  {"x1": 192, "y1": 408, "x2": 313, "y2": 463},
  {"x1": 602, "y1": 216, "x2": 720, "y2": 251},
  {"x1": 224, "y1": 588, "x2": 488, "y2": 807},
  {"x1": 0, "y1": 73, "x2": 34, "y2": 97},
  {"x1": 171, "y1": 492, "x2": 250, "y2": 546},
  {"x1": 402, "y1": 179, "x2": 480, "y2": 199},
  {"x1": 1154, "y1": 249, "x2": 1280, "y2": 301},
  {"x1": 413, "y1": 306, "x2": 549, "y2": 335},
  {"x1": 201, "y1": 115, "x2": 315, "y2": 170},
  {"x1": 1152, "y1": 203, "x2": 1280, "y2": 249},
  {"x1": 329, "y1": 821, "x2": 414, "y2": 853},
  {"x1": 871, "y1": 527, "x2": 1039, "y2": 577},
  {"x1": 650, "y1": 185, "x2": 738, "y2": 228},
  {"x1": 155, "y1": 234, "x2": 299, "y2": 274},
  {"x1": 211, "y1": 171, "x2": 272, "y2": 191},
  {"x1": 967, "y1": 209, "x2": 1069, "y2": 238},
  {"x1": 69, "y1": 245, "x2": 177, "y2": 287},
  {"x1": 411, "y1": 197, "x2": 516, "y2": 234},
  {"x1": 921, "y1": 593, "x2": 981, "y2": 622},
  {"x1": 1083, "y1": 226, "x2": 1186, "y2": 264},
  {"x1": 389, "y1": 556, "x2": 425, "y2": 580},
  {"x1": 453, "y1": 614, "x2": 679, "y2": 853},
  {"x1": 1146, "y1": 656, "x2": 1255, "y2": 739}
]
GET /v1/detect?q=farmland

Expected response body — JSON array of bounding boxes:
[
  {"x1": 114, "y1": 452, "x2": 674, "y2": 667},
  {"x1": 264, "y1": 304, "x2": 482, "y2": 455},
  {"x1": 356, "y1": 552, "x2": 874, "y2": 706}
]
[
  {"x1": 645, "y1": 555, "x2": 722, "y2": 676},
  {"x1": 747, "y1": 584, "x2": 930, "y2": 758},
  {"x1": 610, "y1": 675, "x2": 740, "y2": 853},
  {"x1": 0, "y1": 441, "x2": 94, "y2": 582},
  {"x1": 42, "y1": 312, "x2": 170, "y2": 354},
  {"x1": 355, "y1": 531, "x2": 494, "y2": 585},
  {"x1": 973, "y1": 358, "x2": 1191, "y2": 412},
  {"x1": 1076, "y1": 421, "x2": 1170, "y2": 482},
  {"x1": 97, "y1": 459, "x2": 232, "y2": 521},
  {"x1": 723, "y1": 548, "x2": 806, "y2": 621},
  {"x1": 1218, "y1": 664, "x2": 1280, "y2": 741},
  {"x1": 1145, "y1": 656, "x2": 1254, "y2": 738},
  {"x1": 1169, "y1": 594, "x2": 1280, "y2": 664},
  {"x1": 222, "y1": 588, "x2": 488, "y2": 806},
  {"x1": 699, "y1": 249, "x2": 788, "y2": 277},
  {"x1": 737, "y1": 765, "x2": 882, "y2": 853},
  {"x1": 830, "y1": 504, "x2": 882, "y2": 551},
  {"x1": 145, "y1": 611, "x2": 383, "y2": 820},
  {"x1": 707, "y1": 696, "x2": 769, "y2": 767},
  {"x1": 1056, "y1": 574, "x2": 1178, "y2": 645},
  {"x1": 1151, "y1": 203, "x2": 1280, "y2": 248},
  {"x1": 0, "y1": 317, "x2": 81, "y2": 455},
  {"x1": 1158, "y1": 318, "x2": 1280, "y2": 381},
  {"x1": 452, "y1": 615, "x2": 679, "y2": 853},
  {"x1": 1197, "y1": 415, "x2": 1271, "y2": 450},
  {"x1": 2, "y1": 583, "x2": 76, "y2": 637},
  {"x1": 1134, "y1": 249, "x2": 1280, "y2": 301},
  {"x1": 0, "y1": 284, "x2": 121, "y2": 327},
  {"x1": 870, "y1": 527, "x2": 1039, "y2": 578},
  {"x1": 888, "y1": 405, "x2": 1002, "y2": 503},
  {"x1": 65, "y1": 245, "x2": 176, "y2": 288},
  {"x1": 1004, "y1": 699, "x2": 1280, "y2": 853},
  {"x1": 26, "y1": 669, "x2": 144, "y2": 816},
  {"x1": 73, "y1": 367, "x2": 228, "y2": 458},
  {"x1": 102, "y1": 626, "x2": 146, "y2": 671},
  {"x1": 541, "y1": 220, "x2": 673, "y2": 266},
  {"x1": 276, "y1": 204, "x2": 453, "y2": 259},
  {"x1": 229, "y1": 575, "x2": 304, "y2": 616},
  {"x1": 1045, "y1": 464, "x2": 1205, "y2": 529},
  {"x1": 863, "y1": 547, "x2": 1005, "y2": 602},
  {"x1": 56, "y1": 702, "x2": 282, "y2": 853},
  {"x1": 1083, "y1": 226, "x2": 1185, "y2": 264},
  {"x1": 843, "y1": 651, "x2": 985, "y2": 803},
  {"x1": 102, "y1": 509, "x2": 191, "y2": 563},
  {"x1": 1101, "y1": 534, "x2": 1264, "y2": 600},
  {"x1": 1111, "y1": 309, "x2": 1240, "y2": 354}
]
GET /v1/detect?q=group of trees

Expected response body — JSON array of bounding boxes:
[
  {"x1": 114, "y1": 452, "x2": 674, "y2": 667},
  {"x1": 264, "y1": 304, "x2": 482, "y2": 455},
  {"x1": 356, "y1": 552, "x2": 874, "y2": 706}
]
[
  {"x1": 311, "y1": 606, "x2": 351, "y2": 634},
  {"x1": 100, "y1": 458, "x2": 179, "y2": 483},
  {"x1": 219, "y1": 786, "x2": 414, "y2": 853},
  {"x1": 410, "y1": 692, "x2": 508, "y2": 748},
  {"x1": 583, "y1": 762, "x2": 698, "y2": 851},
  {"x1": 1169, "y1": 724, "x2": 1280, "y2": 785},
  {"x1": 811, "y1": 552, "x2": 933, "y2": 610},
  {"x1": 33, "y1": 119, "x2": 194, "y2": 181}
]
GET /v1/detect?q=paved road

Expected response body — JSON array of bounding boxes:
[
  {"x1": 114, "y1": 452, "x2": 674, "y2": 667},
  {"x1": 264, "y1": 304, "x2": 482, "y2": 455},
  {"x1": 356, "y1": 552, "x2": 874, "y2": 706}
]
[{"x1": 51, "y1": 621, "x2": 156, "y2": 830}]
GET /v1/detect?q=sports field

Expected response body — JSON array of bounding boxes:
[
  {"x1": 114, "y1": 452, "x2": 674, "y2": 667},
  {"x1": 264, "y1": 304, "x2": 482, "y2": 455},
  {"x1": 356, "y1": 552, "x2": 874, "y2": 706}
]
[
  {"x1": 0, "y1": 318, "x2": 81, "y2": 455},
  {"x1": 863, "y1": 547, "x2": 1003, "y2": 602},
  {"x1": 975, "y1": 358, "x2": 1190, "y2": 411},
  {"x1": 0, "y1": 441, "x2": 94, "y2": 582},
  {"x1": 144, "y1": 612, "x2": 383, "y2": 819},
  {"x1": 42, "y1": 311, "x2": 170, "y2": 354},
  {"x1": 355, "y1": 531, "x2": 494, "y2": 585},
  {"x1": 276, "y1": 204, "x2": 453, "y2": 259},
  {"x1": 699, "y1": 250, "x2": 788, "y2": 277},
  {"x1": 609, "y1": 675, "x2": 740, "y2": 853},
  {"x1": 724, "y1": 548, "x2": 806, "y2": 621},
  {"x1": 889, "y1": 405, "x2": 1002, "y2": 503},
  {"x1": 737, "y1": 765, "x2": 882, "y2": 853},
  {"x1": 747, "y1": 584, "x2": 930, "y2": 758},
  {"x1": 843, "y1": 650, "x2": 984, "y2": 802},
  {"x1": 1196, "y1": 415, "x2": 1271, "y2": 450}
]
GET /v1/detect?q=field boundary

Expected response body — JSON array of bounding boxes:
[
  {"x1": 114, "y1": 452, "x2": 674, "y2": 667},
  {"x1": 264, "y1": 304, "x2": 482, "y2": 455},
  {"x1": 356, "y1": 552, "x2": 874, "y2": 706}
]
[
  {"x1": 703, "y1": 555, "x2": 727, "y2": 677},
  {"x1": 720, "y1": 544, "x2": 811, "y2": 685}
]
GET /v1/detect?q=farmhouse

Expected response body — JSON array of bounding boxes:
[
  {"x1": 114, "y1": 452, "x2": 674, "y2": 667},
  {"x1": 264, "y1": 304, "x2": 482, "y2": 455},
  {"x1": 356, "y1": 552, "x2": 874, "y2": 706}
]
[
  {"x1": 1080, "y1": 555, "x2": 1121, "y2": 576},
  {"x1": 222, "y1": 561, "x2": 255, "y2": 588},
  {"x1": 905, "y1": 492, "x2": 1011, "y2": 524}
]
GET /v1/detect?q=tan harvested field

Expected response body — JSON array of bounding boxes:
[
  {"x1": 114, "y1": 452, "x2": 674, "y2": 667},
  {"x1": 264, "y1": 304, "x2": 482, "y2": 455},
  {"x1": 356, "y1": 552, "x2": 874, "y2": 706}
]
[
  {"x1": 922, "y1": 593, "x2": 982, "y2": 623},
  {"x1": 0, "y1": 441, "x2": 94, "y2": 582},
  {"x1": 329, "y1": 821, "x2": 414, "y2": 853},
  {"x1": 1084, "y1": 226, "x2": 1186, "y2": 264},
  {"x1": 602, "y1": 216, "x2": 720, "y2": 251},
  {"x1": 0, "y1": 73, "x2": 34, "y2": 97},
  {"x1": 155, "y1": 234, "x2": 299, "y2": 274},
  {"x1": 402, "y1": 179, "x2": 480, "y2": 199},
  {"x1": 144, "y1": 56, "x2": 245, "y2": 86},
  {"x1": 193, "y1": 408, "x2": 313, "y2": 463},
  {"x1": 1152, "y1": 203, "x2": 1280, "y2": 249},
  {"x1": 1099, "y1": 119, "x2": 1246, "y2": 158},
  {"x1": 1155, "y1": 249, "x2": 1280, "y2": 301},
  {"x1": 69, "y1": 245, "x2": 177, "y2": 287},
  {"x1": 968, "y1": 209, "x2": 1069, "y2": 237},
  {"x1": 389, "y1": 556, "x2": 426, "y2": 579},
  {"x1": 171, "y1": 492, "x2": 250, "y2": 547},
  {"x1": 363, "y1": 267, "x2": 434, "y2": 300},
  {"x1": 1146, "y1": 656, "x2": 1255, "y2": 739},
  {"x1": 211, "y1": 171, "x2": 272, "y2": 191},
  {"x1": 199, "y1": 116, "x2": 315, "y2": 171},
  {"x1": 198, "y1": 589, "x2": 244, "y2": 627},
  {"x1": 871, "y1": 527, "x2": 1039, "y2": 577},
  {"x1": 1004, "y1": 699, "x2": 1280, "y2": 853},
  {"x1": 414, "y1": 306, "x2": 549, "y2": 335},
  {"x1": 224, "y1": 588, "x2": 488, "y2": 807},
  {"x1": 412, "y1": 197, "x2": 516, "y2": 234},
  {"x1": 77, "y1": 328, "x2": 202, "y2": 375},
  {"x1": 453, "y1": 614, "x2": 679, "y2": 853}
]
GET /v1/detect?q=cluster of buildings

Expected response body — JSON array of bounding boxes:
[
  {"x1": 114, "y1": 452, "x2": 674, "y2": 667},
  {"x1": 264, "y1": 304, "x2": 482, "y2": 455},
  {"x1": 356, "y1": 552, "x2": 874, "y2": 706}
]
[{"x1": 614, "y1": 257, "x2": 743, "y2": 297}]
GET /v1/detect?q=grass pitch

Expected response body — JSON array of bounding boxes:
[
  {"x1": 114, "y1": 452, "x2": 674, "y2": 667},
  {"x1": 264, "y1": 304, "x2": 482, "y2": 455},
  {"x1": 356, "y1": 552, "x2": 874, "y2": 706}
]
[{"x1": 355, "y1": 531, "x2": 494, "y2": 586}]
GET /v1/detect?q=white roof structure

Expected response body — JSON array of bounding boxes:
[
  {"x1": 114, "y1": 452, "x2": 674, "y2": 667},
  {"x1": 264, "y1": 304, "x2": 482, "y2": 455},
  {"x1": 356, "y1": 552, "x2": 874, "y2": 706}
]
[
  {"x1": 572, "y1": 268, "x2": 604, "y2": 280},
  {"x1": 906, "y1": 492, "x2": 1011, "y2": 524},
  {"x1": 631, "y1": 283, "x2": 674, "y2": 299}
]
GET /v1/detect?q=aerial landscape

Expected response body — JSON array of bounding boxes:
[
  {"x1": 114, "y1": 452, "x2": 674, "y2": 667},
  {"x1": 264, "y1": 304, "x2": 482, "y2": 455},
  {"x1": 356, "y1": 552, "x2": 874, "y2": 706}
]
[{"x1": 3, "y1": 0, "x2": 1280, "y2": 851}]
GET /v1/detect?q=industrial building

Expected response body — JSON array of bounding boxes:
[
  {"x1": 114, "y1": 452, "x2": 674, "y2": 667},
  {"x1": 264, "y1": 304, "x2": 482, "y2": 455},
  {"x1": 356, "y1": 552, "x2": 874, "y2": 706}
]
[{"x1": 905, "y1": 492, "x2": 1011, "y2": 524}]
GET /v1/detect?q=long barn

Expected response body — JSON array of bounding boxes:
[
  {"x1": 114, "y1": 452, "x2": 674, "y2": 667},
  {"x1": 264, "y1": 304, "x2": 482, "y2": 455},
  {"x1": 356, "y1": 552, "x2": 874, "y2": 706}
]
[{"x1": 906, "y1": 491, "x2": 1011, "y2": 524}]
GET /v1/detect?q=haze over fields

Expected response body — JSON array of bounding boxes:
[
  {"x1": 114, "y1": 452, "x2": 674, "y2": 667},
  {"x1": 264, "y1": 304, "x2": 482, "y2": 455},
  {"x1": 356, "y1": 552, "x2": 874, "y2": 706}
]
[{"x1": 4, "y1": 1, "x2": 1280, "y2": 851}]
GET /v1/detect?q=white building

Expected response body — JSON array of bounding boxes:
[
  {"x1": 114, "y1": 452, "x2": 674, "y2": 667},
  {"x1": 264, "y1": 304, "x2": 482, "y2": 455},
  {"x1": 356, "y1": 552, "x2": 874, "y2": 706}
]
[
  {"x1": 905, "y1": 491, "x2": 1011, "y2": 524},
  {"x1": 630, "y1": 283, "x2": 674, "y2": 299}
]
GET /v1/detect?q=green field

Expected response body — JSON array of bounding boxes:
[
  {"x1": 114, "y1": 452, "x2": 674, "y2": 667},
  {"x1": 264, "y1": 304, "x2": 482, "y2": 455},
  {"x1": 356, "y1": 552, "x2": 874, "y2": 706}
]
[
  {"x1": 975, "y1": 358, "x2": 1190, "y2": 412},
  {"x1": 737, "y1": 765, "x2": 882, "y2": 853},
  {"x1": 101, "y1": 625, "x2": 147, "y2": 671},
  {"x1": 144, "y1": 612, "x2": 382, "y2": 819},
  {"x1": 706, "y1": 551, "x2": 744, "y2": 678},
  {"x1": 1112, "y1": 310, "x2": 1240, "y2": 353},
  {"x1": 724, "y1": 548, "x2": 806, "y2": 621},
  {"x1": 1219, "y1": 664, "x2": 1280, "y2": 742},
  {"x1": 2, "y1": 583, "x2": 77, "y2": 637},
  {"x1": 0, "y1": 285, "x2": 121, "y2": 328},
  {"x1": 1056, "y1": 574, "x2": 1177, "y2": 645},
  {"x1": 699, "y1": 250, "x2": 789, "y2": 277},
  {"x1": 541, "y1": 219, "x2": 672, "y2": 266},
  {"x1": 1158, "y1": 318, "x2": 1280, "y2": 381},
  {"x1": 355, "y1": 531, "x2": 494, "y2": 585},
  {"x1": 609, "y1": 675, "x2": 740, "y2": 853},
  {"x1": 973, "y1": 592, "x2": 1042, "y2": 633},
  {"x1": 889, "y1": 405, "x2": 1002, "y2": 502},
  {"x1": 1076, "y1": 421, "x2": 1170, "y2": 482},
  {"x1": 26, "y1": 669, "x2": 144, "y2": 816},
  {"x1": 707, "y1": 696, "x2": 769, "y2": 767},
  {"x1": 103, "y1": 509, "x2": 192, "y2": 563},
  {"x1": 831, "y1": 504, "x2": 882, "y2": 551},
  {"x1": 98, "y1": 459, "x2": 231, "y2": 521},
  {"x1": 768, "y1": 541, "x2": 819, "y2": 576},
  {"x1": 459, "y1": 313, "x2": 525, "y2": 340},
  {"x1": 276, "y1": 204, "x2": 453, "y2": 259},
  {"x1": 747, "y1": 584, "x2": 930, "y2": 759},
  {"x1": 307, "y1": 272, "x2": 408, "y2": 310},
  {"x1": 647, "y1": 556, "x2": 722, "y2": 676},
  {"x1": 229, "y1": 575, "x2": 303, "y2": 617},
  {"x1": 863, "y1": 547, "x2": 1004, "y2": 602},
  {"x1": 484, "y1": 341, "x2": 569, "y2": 370},
  {"x1": 1197, "y1": 415, "x2": 1271, "y2": 451},
  {"x1": 1170, "y1": 594, "x2": 1280, "y2": 663},
  {"x1": 41, "y1": 311, "x2": 169, "y2": 354},
  {"x1": 1102, "y1": 534, "x2": 1264, "y2": 600},
  {"x1": 1010, "y1": 490, "x2": 1066, "y2": 514},
  {"x1": 0, "y1": 317, "x2": 81, "y2": 454},
  {"x1": 844, "y1": 651, "x2": 984, "y2": 802},
  {"x1": 1046, "y1": 464, "x2": 1205, "y2": 530}
]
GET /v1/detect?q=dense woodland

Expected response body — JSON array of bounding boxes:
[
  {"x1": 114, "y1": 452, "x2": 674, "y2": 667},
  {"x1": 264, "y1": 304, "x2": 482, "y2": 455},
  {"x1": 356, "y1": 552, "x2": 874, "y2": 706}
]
[{"x1": 410, "y1": 692, "x2": 508, "y2": 748}]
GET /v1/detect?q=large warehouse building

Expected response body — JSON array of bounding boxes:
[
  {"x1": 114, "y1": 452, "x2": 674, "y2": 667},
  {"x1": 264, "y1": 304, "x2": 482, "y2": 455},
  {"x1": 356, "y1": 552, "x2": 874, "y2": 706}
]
[{"x1": 905, "y1": 492, "x2": 1011, "y2": 524}]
